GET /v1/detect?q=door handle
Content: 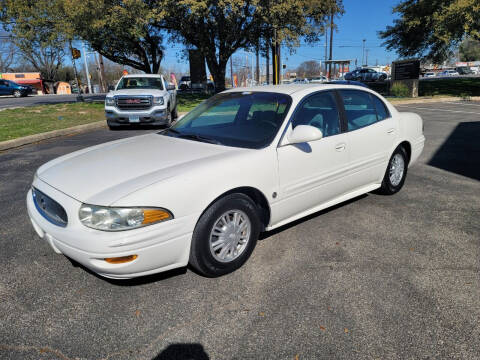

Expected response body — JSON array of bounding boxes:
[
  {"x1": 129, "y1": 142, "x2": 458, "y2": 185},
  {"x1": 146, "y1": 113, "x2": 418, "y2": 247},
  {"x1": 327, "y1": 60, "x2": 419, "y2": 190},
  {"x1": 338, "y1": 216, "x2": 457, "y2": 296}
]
[
  {"x1": 335, "y1": 143, "x2": 346, "y2": 151},
  {"x1": 387, "y1": 128, "x2": 396, "y2": 134}
]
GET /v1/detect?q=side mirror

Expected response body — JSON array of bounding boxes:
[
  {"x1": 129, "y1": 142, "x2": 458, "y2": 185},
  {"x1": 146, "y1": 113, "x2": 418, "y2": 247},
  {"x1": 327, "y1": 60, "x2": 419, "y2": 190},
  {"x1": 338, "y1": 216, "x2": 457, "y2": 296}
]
[
  {"x1": 287, "y1": 125, "x2": 323, "y2": 144},
  {"x1": 167, "y1": 84, "x2": 176, "y2": 91}
]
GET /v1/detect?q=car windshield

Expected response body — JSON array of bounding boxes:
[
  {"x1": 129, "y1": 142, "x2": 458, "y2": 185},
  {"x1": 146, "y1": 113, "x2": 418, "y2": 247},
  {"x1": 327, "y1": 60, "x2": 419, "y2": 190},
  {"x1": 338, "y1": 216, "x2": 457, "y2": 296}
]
[
  {"x1": 161, "y1": 92, "x2": 292, "y2": 149},
  {"x1": 116, "y1": 77, "x2": 164, "y2": 90}
]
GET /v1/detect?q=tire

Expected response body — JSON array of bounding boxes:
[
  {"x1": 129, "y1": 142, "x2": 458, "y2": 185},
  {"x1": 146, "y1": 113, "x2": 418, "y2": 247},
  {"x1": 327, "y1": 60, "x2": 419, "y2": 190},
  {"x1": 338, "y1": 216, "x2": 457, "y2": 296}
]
[
  {"x1": 165, "y1": 105, "x2": 172, "y2": 127},
  {"x1": 13, "y1": 90, "x2": 22, "y2": 98},
  {"x1": 171, "y1": 104, "x2": 178, "y2": 120},
  {"x1": 189, "y1": 193, "x2": 261, "y2": 277},
  {"x1": 377, "y1": 146, "x2": 408, "y2": 195}
]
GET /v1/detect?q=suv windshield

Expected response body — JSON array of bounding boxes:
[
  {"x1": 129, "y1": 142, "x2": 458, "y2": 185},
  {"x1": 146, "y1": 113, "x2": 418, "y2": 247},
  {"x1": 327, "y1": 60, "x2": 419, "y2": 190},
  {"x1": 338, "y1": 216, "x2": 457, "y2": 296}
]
[
  {"x1": 162, "y1": 92, "x2": 292, "y2": 149},
  {"x1": 116, "y1": 77, "x2": 164, "y2": 90}
]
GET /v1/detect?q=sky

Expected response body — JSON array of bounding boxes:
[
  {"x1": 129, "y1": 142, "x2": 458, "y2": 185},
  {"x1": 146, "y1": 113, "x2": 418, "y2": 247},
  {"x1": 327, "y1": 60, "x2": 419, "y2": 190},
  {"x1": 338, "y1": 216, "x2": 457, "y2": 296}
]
[{"x1": 161, "y1": 0, "x2": 401, "y2": 74}]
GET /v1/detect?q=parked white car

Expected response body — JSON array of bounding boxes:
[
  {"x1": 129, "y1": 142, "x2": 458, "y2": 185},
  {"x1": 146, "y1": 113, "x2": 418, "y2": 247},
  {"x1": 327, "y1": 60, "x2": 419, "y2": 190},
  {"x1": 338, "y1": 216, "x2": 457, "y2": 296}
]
[
  {"x1": 438, "y1": 70, "x2": 459, "y2": 77},
  {"x1": 27, "y1": 84, "x2": 425, "y2": 279},
  {"x1": 104, "y1": 74, "x2": 177, "y2": 129},
  {"x1": 423, "y1": 72, "x2": 436, "y2": 78}
]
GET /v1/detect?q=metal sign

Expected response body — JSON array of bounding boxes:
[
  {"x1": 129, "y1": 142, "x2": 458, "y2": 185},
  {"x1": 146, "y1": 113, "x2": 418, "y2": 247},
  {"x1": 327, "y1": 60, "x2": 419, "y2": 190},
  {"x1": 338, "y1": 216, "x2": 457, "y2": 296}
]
[{"x1": 393, "y1": 60, "x2": 420, "y2": 80}]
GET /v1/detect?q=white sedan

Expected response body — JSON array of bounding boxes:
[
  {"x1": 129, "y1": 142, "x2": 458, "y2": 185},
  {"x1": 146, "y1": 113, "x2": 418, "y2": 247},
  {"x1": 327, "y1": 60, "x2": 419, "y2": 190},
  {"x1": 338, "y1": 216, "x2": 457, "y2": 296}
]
[{"x1": 27, "y1": 84, "x2": 425, "y2": 279}]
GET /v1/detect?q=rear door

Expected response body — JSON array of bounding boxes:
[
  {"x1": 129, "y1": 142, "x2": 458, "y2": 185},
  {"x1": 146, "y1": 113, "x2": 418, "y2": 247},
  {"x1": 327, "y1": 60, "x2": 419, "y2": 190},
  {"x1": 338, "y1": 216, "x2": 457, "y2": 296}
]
[
  {"x1": 338, "y1": 90, "x2": 398, "y2": 189},
  {"x1": 276, "y1": 91, "x2": 350, "y2": 221}
]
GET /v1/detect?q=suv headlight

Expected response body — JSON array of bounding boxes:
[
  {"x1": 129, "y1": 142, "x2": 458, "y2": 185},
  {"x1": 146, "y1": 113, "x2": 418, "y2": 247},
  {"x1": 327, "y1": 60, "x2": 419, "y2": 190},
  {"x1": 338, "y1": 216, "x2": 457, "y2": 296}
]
[
  {"x1": 153, "y1": 96, "x2": 164, "y2": 105},
  {"x1": 79, "y1": 204, "x2": 173, "y2": 231},
  {"x1": 105, "y1": 97, "x2": 115, "y2": 106}
]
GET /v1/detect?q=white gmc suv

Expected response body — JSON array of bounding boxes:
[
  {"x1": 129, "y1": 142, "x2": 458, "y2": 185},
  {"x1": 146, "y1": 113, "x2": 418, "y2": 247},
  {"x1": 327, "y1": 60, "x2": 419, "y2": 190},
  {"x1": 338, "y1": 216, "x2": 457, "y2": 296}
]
[{"x1": 105, "y1": 74, "x2": 177, "y2": 129}]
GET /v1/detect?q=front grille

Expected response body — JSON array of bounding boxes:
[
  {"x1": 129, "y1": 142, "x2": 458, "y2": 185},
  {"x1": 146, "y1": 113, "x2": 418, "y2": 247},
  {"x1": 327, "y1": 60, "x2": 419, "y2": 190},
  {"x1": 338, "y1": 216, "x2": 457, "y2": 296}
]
[
  {"x1": 116, "y1": 96, "x2": 152, "y2": 110},
  {"x1": 32, "y1": 187, "x2": 68, "y2": 227}
]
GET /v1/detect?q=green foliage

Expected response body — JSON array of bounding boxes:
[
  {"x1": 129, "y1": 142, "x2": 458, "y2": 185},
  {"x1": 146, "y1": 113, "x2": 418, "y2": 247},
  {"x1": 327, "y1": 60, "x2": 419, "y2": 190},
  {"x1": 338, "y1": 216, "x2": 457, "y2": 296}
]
[
  {"x1": 459, "y1": 38, "x2": 480, "y2": 62},
  {"x1": 62, "y1": 0, "x2": 164, "y2": 74},
  {"x1": 379, "y1": 0, "x2": 480, "y2": 63},
  {"x1": 0, "y1": 0, "x2": 66, "y2": 79},
  {"x1": 161, "y1": 0, "x2": 343, "y2": 91},
  {"x1": 391, "y1": 83, "x2": 410, "y2": 98},
  {"x1": 419, "y1": 78, "x2": 480, "y2": 97}
]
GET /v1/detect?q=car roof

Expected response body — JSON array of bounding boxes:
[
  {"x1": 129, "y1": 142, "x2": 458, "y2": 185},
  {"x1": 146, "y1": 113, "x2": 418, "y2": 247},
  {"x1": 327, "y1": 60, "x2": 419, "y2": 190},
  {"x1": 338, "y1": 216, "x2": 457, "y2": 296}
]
[
  {"x1": 223, "y1": 84, "x2": 372, "y2": 95},
  {"x1": 123, "y1": 74, "x2": 162, "y2": 78}
]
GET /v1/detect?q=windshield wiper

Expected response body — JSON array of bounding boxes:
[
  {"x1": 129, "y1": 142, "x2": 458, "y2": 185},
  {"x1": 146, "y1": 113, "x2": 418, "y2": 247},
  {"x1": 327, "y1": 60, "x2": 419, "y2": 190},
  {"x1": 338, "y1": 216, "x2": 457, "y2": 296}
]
[{"x1": 177, "y1": 133, "x2": 223, "y2": 145}]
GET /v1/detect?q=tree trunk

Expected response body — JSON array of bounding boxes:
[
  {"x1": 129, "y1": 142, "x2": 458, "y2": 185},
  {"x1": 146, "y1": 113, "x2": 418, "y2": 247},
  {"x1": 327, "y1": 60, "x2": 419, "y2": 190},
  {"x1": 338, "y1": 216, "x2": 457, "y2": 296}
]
[{"x1": 212, "y1": 66, "x2": 226, "y2": 92}]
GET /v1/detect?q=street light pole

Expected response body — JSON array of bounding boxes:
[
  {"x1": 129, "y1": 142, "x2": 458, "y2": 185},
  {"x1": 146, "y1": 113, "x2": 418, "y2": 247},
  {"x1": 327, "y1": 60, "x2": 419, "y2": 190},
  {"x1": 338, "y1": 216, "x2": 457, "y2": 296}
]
[{"x1": 362, "y1": 39, "x2": 366, "y2": 67}]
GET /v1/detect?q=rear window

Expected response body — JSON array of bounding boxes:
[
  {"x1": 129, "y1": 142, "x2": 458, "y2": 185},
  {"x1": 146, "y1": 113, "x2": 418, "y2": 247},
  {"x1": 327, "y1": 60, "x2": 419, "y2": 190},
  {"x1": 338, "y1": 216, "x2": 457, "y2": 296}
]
[
  {"x1": 340, "y1": 90, "x2": 378, "y2": 131},
  {"x1": 116, "y1": 77, "x2": 164, "y2": 90}
]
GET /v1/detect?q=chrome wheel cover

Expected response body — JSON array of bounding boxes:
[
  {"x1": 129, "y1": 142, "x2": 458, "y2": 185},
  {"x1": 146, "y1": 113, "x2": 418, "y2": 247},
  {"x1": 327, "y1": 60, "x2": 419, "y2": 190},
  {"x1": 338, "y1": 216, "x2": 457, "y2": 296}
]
[
  {"x1": 389, "y1": 153, "x2": 405, "y2": 187},
  {"x1": 209, "y1": 210, "x2": 251, "y2": 263}
]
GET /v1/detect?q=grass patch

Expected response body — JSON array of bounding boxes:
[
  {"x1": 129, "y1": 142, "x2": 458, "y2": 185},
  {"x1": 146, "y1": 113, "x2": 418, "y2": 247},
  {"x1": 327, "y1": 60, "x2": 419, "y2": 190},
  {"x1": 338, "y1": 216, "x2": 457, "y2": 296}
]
[
  {"x1": 0, "y1": 102, "x2": 104, "y2": 142},
  {"x1": 177, "y1": 92, "x2": 211, "y2": 112}
]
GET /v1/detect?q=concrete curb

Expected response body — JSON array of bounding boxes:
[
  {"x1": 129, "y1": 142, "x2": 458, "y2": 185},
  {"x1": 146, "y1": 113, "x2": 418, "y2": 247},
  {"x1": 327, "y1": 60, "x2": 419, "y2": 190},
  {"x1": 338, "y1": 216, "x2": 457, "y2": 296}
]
[
  {"x1": 390, "y1": 96, "x2": 480, "y2": 105},
  {"x1": 0, "y1": 121, "x2": 107, "y2": 152}
]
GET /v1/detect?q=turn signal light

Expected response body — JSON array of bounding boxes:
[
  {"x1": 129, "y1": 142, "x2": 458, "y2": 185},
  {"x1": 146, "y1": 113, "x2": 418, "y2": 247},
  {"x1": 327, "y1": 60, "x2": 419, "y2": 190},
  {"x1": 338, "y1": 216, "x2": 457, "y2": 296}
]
[
  {"x1": 142, "y1": 209, "x2": 171, "y2": 225},
  {"x1": 104, "y1": 255, "x2": 138, "y2": 264}
]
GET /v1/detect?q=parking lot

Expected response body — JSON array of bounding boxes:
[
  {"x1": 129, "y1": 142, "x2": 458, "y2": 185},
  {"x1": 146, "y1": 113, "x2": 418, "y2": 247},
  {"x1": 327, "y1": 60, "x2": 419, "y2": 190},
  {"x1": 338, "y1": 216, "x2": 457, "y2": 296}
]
[{"x1": 0, "y1": 101, "x2": 479, "y2": 359}]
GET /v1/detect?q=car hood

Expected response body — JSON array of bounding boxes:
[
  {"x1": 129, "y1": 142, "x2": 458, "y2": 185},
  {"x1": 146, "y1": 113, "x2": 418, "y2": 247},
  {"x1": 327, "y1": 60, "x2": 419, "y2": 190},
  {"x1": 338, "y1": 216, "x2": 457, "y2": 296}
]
[
  {"x1": 108, "y1": 89, "x2": 167, "y2": 97},
  {"x1": 36, "y1": 134, "x2": 243, "y2": 205}
]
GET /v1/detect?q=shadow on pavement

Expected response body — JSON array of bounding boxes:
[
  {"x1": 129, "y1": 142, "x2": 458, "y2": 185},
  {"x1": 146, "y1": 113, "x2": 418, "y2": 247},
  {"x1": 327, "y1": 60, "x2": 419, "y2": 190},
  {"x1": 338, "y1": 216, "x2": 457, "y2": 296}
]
[
  {"x1": 260, "y1": 194, "x2": 368, "y2": 240},
  {"x1": 152, "y1": 343, "x2": 209, "y2": 360},
  {"x1": 428, "y1": 121, "x2": 480, "y2": 181}
]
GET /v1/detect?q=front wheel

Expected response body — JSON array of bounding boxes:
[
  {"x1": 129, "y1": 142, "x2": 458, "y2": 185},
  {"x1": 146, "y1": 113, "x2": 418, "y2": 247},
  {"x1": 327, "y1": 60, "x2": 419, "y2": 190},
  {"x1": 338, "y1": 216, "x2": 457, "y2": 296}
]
[
  {"x1": 171, "y1": 104, "x2": 178, "y2": 120},
  {"x1": 189, "y1": 194, "x2": 261, "y2": 277},
  {"x1": 13, "y1": 90, "x2": 22, "y2": 98},
  {"x1": 377, "y1": 146, "x2": 408, "y2": 195}
]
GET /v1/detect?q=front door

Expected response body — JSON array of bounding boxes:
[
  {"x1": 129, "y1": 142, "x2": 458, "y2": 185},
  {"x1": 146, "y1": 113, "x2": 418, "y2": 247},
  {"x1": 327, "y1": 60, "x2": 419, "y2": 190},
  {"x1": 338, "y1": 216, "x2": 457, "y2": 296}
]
[{"x1": 275, "y1": 91, "x2": 350, "y2": 223}]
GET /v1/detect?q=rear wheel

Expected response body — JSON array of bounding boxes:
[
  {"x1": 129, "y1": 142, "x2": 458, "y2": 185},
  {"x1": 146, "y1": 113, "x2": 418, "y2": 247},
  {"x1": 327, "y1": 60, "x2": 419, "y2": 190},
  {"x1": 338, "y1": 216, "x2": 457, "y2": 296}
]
[
  {"x1": 377, "y1": 146, "x2": 408, "y2": 195},
  {"x1": 171, "y1": 104, "x2": 178, "y2": 120},
  {"x1": 189, "y1": 193, "x2": 261, "y2": 277}
]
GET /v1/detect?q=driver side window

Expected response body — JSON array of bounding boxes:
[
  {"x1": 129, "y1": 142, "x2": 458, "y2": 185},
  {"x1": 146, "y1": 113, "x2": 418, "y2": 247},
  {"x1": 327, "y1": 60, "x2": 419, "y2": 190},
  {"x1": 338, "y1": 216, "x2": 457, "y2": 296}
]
[{"x1": 291, "y1": 91, "x2": 340, "y2": 137}]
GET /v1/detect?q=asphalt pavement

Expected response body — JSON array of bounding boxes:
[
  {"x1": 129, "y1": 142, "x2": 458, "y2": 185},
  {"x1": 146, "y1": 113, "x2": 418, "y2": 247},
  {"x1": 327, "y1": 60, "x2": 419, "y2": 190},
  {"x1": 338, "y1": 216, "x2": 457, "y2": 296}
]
[
  {"x1": 0, "y1": 94, "x2": 106, "y2": 110},
  {"x1": 0, "y1": 101, "x2": 479, "y2": 359}
]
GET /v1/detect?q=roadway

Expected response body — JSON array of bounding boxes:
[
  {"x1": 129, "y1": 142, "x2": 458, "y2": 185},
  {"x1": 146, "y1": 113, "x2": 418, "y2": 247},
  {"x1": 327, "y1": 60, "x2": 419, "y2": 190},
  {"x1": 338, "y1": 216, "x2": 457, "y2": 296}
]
[{"x1": 0, "y1": 94, "x2": 106, "y2": 110}]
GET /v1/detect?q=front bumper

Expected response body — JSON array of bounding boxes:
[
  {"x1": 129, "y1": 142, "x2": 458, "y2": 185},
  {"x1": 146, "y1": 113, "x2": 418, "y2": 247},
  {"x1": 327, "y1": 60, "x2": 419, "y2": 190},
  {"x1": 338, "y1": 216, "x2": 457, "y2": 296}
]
[
  {"x1": 26, "y1": 179, "x2": 197, "y2": 279},
  {"x1": 105, "y1": 105, "x2": 169, "y2": 126}
]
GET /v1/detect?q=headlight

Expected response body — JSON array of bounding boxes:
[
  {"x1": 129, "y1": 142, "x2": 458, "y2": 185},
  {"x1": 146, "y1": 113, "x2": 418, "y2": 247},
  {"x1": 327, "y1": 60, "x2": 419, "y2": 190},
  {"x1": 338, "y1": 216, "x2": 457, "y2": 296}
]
[
  {"x1": 105, "y1": 97, "x2": 115, "y2": 106},
  {"x1": 79, "y1": 204, "x2": 173, "y2": 231},
  {"x1": 153, "y1": 96, "x2": 164, "y2": 105}
]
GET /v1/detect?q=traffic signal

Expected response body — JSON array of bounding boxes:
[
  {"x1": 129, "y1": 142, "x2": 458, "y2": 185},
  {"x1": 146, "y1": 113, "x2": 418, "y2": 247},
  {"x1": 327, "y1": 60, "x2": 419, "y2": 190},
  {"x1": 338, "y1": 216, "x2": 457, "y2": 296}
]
[{"x1": 72, "y1": 48, "x2": 81, "y2": 59}]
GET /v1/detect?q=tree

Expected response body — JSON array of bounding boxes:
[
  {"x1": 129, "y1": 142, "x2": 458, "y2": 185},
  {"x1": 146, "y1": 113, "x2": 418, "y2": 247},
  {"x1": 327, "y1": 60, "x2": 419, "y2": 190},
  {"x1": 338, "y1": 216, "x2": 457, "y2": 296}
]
[
  {"x1": 62, "y1": 0, "x2": 165, "y2": 74},
  {"x1": 0, "y1": 0, "x2": 66, "y2": 79},
  {"x1": 162, "y1": 0, "x2": 343, "y2": 91},
  {"x1": 296, "y1": 60, "x2": 321, "y2": 78},
  {"x1": 459, "y1": 38, "x2": 480, "y2": 62},
  {"x1": 0, "y1": 35, "x2": 16, "y2": 72},
  {"x1": 379, "y1": 0, "x2": 480, "y2": 63}
]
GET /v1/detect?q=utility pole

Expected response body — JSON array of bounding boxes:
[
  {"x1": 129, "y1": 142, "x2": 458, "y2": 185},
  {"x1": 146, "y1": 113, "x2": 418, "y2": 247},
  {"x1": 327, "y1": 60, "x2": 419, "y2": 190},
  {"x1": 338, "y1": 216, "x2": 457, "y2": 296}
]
[
  {"x1": 365, "y1": 49, "x2": 369, "y2": 67},
  {"x1": 266, "y1": 38, "x2": 270, "y2": 84},
  {"x1": 230, "y1": 56, "x2": 234, "y2": 87},
  {"x1": 98, "y1": 54, "x2": 107, "y2": 92},
  {"x1": 362, "y1": 39, "x2": 366, "y2": 66},
  {"x1": 82, "y1": 42, "x2": 92, "y2": 94},
  {"x1": 328, "y1": 12, "x2": 334, "y2": 80},
  {"x1": 255, "y1": 46, "x2": 260, "y2": 84},
  {"x1": 68, "y1": 40, "x2": 81, "y2": 94},
  {"x1": 324, "y1": 30, "x2": 328, "y2": 75}
]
